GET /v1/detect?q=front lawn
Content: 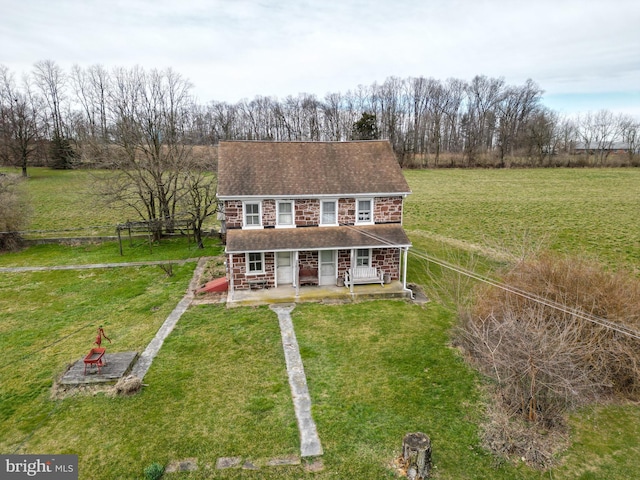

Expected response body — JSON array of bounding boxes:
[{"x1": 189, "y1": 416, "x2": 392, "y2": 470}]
[
  {"x1": 0, "y1": 264, "x2": 195, "y2": 453},
  {"x1": 3, "y1": 268, "x2": 640, "y2": 478}
]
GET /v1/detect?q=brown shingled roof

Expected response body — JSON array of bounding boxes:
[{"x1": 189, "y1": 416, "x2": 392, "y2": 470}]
[
  {"x1": 217, "y1": 140, "x2": 411, "y2": 197},
  {"x1": 225, "y1": 224, "x2": 411, "y2": 253}
]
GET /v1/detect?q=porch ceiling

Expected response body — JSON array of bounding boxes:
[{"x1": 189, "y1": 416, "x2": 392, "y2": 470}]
[{"x1": 225, "y1": 224, "x2": 411, "y2": 253}]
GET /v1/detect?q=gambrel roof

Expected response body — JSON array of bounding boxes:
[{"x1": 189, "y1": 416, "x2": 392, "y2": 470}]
[{"x1": 217, "y1": 140, "x2": 411, "y2": 198}]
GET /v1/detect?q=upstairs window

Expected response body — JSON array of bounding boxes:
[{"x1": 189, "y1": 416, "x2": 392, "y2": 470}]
[
  {"x1": 356, "y1": 199, "x2": 373, "y2": 224},
  {"x1": 321, "y1": 200, "x2": 337, "y2": 225},
  {"x1": 277, "y1": 201, "x2": 294, "y2": 227},
  {"x1": 243, "y1": 202, "x2": 261, "y2": 228}
]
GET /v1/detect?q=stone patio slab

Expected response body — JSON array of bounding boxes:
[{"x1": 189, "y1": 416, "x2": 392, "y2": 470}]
[
  {"x1": 165, "y1": 458, "x2": 198, "y2": 473},
  {"x1": 59, "y1": 351, "x2": 138, "y2": 385},
  {"x1": 215, "y1": 457, "x2": 242, "y2": 469}
]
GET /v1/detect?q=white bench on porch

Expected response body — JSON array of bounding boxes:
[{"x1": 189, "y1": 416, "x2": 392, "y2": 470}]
[{"x1": 344, "y1": 266, "x2": 384, "y2": 291}]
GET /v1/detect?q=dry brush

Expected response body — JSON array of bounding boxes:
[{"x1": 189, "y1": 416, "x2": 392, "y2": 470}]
[{"x1": 455, "y1": 253, "x2": 640, "y2": 466}]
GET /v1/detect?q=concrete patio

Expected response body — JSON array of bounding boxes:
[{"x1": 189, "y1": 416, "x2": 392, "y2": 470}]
[
  {"x1": 226, "y1": 280, "x2": 411, "y2": 307},
  {"x1": 59, "y1": 351, "x2": 138, "y2": 386}
]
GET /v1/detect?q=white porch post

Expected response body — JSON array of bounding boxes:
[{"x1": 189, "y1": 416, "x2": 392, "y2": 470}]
[
  {"x1": 294, "y1": 250, "x2": 300, "y2": 297},
  {"x1": 402, "y1": 246, "x2": 413, "y2": 299},
  {"x1": 349, "y1": 248, "x2": 355, "y2": 293},
  {"x1": 402, "y1": 247, "x2": 408, "y2": 290},
  {"x1": 228, "y1": 253, "x2": 235, "y2": 300},
  {"x1": 274, "y1": 251, "x2": 279, "y2": 289}
]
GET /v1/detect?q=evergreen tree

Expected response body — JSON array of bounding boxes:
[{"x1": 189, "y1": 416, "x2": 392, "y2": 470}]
[
  {"x1": 351, "y1": 112, "x2": 379, "y2": 140},
  {"x1": 50, "y1": 134, "x2": 77, "y2": 169}
]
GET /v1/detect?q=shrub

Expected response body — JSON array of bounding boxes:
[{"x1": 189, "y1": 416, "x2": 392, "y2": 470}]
[
  {"x1": 456, "y1": 252, "x2": 640, "y2": 465},
  {"x1": 459, "y1": 253, "x2": 640, "y2": 419},
  {"x1": 143, "y1": 462, "x2": 164, "y2": 480},
  {"x1": 0, "y1": 173, "x2": 30, "y2": 251}
]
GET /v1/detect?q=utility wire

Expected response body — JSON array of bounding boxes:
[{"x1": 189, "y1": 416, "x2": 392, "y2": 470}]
[
  {"x1": 410, "y1": 248, "x2": 640, "y2": 341},
  {"x1": 337, "y1": 222, "x2": 640, "y2": 341}
]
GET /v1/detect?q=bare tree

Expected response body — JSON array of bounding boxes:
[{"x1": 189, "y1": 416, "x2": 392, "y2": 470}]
[
  {"x1": 374, "y1": 77, "x2": 406, "y2": 158},
  {"x1": 522, "y1": 107, "x2": 560, "y2": 166},
  {"x1": 103, "y1": 66, "x2": 194, "y2": 238},
  {"x1": 32, "y1": 60, "x2": 67, "y2": 139},
  {"x1": 463, "y1": 76, "x2": 505, "y2": 164},
  {"x1": 299, "y1": 93, "x2": 321, "y2": 141},
  {"x1": 405, "y1": 77, "x2": 429, "y2": 163},
  {"x1": 179, "y1": 155, "x2": 218, "y2": 249},
  {"x1": 321, "y1": 92, "x2": 343, "y2": 141},
  {"x1": 426, "y1": 78, "x2": 457, "y2": 166},
  {"x1": 0, "y1": 173, "x2": 30, "y2": 250},
  {"x1": 70, "y1": 64, "x2": 111, "y2": 156},
  {"x1": 442, "y1": 78, "x2": 465, "y2": 159},
  {"x1": 0, "y1": 66, "x2": 42, "y2": 176},
  {"x1": 495, "y1": 79, "x2": 543, "y2": 166},
  {"x1": 576, "y1": 110, "x2": 623, "y2": 165},
  {"x1": 203, "y1": 101, "x2": 238, "y2": 143},
  {"x1": 619, "y1": 114, "x2": 639, "y2": 165}
]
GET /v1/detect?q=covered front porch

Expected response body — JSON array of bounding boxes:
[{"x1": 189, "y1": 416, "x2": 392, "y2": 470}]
[
  {"x1": 225, "y1": 223, "x2": 412, "y2": 295},
  {"x1": 226, "y1": 280, "x2": 411, "y2": 307}
]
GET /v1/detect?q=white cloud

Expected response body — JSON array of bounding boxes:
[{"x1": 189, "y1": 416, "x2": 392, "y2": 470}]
[{"x1": 0, "y1": 0, "x2": 638, "y2": 113}]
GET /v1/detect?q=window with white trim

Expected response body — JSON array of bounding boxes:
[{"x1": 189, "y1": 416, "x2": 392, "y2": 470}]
[
  {"x1": 277, "y1": 201, "x2": 294, "y2": 227},
  {"x1": 356, "y1": 248, "x2": 371, "y2": 267},
  {"x1": 246, "y1": 252, "x2": 264, "y2": 273},
  {"x1": 243, "y1": 202, "x2": 261, "y2": 228},
  {"x1": 356, "y1": 199, "x2": 373, "y2": 224},
  {"x1": 320, "y1": 200, "x2": 337, "y2": 225}
]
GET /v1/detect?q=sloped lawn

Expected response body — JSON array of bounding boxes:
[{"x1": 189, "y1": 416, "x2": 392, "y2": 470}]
[
  {"x1": 3, "y1": 269, "x2": 640, "y2": 478},
  {"x1": 0, "y1": 264, "x2": 195, "y2": 454},
  {"x1": 23, "y1": 305, "x2": 300, "y2": 478}
]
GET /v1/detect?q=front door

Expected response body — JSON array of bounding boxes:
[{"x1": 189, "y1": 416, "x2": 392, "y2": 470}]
[
  {"x1": 319, "y1": 250, "x2": 336, "y2": 286},
  {"x1": 276, "y1": 251, "x2": 293, "y2": 285}
]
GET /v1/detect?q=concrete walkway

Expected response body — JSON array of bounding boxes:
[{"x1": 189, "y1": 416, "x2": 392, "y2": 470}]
[
  {"x1": 270, "y1": 304, "x2": 323, "y2": 458},
  {"x1": 130, "y1": 257, "x2": 209, "y2": 379},
  {"x1": 1, "y1": 257, "x2": 208, "y2": 381},
  {"x1": 5, "y1": 256, "x2": 325, "y2": 458}
]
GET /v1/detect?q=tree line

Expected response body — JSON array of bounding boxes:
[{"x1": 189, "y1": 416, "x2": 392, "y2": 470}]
[{"x1": 2, "y1": 61, "x2": 639, "y2": 173}]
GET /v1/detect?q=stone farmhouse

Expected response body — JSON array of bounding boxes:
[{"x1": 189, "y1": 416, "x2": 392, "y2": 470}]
[{"x1": 216, "y1": 140, "x2": 412, "y2": 298}]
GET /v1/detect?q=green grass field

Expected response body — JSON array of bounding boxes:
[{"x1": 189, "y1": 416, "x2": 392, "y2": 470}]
[
  {"x1": 1, "y1": 168, "x2": 131, "y2": 235},
  {"x1": 404, "y1": 168, "x2": 640, "y2": 270},
  {"x1": 1, "y1": 167, "x2": 639, "y2": 478},
  {"x1": 5, "y1": 167, "x2": 638, "y2": 269}
]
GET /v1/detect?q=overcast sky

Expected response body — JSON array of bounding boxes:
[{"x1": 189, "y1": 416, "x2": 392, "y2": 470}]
[{"x1": 1, "y1": 0, "x2": 639, "y2": 117}]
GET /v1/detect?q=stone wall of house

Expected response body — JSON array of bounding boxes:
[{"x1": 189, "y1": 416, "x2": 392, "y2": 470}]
[
  {"x1": 337, "y1": 249, "x2": 351, "y2": 278},
  {"x1": 224, "y1": 200, "x2": 243, "y2": 229},
  {"x1": 374, "y1": 197, "x2": 403, "y2": 223},
  {"x1": 338, "y1": 198, "x2": 356, "y2": 225},
  {"x1": 295, "y1": 200, "x2": 320, "y2": 226},
  {"x1": 228, "y1": 248, "x2": 402, "y2": 291},
  {"x1": 336, "y1": 248, "x2": 401, "y2": 280},
  {"x1": 372, "y1": 248, "x2": 401, "y2": 279},
  {"x1": 223, "y1": 196, "x2": 404, "y2": 228},
  {"x1": 263, "y1": 199, "x2": 276, "y2": 227},
  {"x1": 229, "y1": 252, "x2": 275, "y2": 290},
  {"x1": 298, "y1": 250, "x2": 318, "y2": 270}
]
